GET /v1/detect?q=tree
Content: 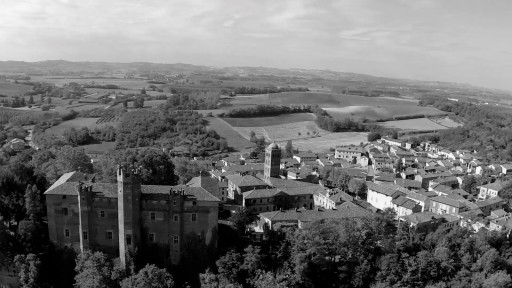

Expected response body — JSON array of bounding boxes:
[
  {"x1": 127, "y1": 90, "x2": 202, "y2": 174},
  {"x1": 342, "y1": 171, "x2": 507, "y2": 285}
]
[
  {"x1": 121, "y1": 264, "x2": 174, "y2": 288},
  {"x1": 348, "y1": 178, "x2": 367, "y2": 199},
  {"x1": 216, "y1": 250, "x2": 245, "y2": 285},
  {"x1": 173, "y1": 157, "x2": 203, "y2": 184},
  {"x1": 28, "y1": 95, "x2": 34, "y2": 105},
  {"x1": 285, "y1": 140, "x2": 293, "y2": 158},
  {"x1": 99, "y1": 148, "x2": 177, "y2": 185},
  {"x1": 14, "y1": 254, "x2": 42, "y2": 288},
  {"x1": 229, "y1": 208, "x2": 254, "y2": 235},
  {"x1": 140, "y1": 87, "x2": 147, "y2": 95},
  {"x1": 334, "y1": 170, "x2": 352, "y2": 191},
  {"x1": 461, "y1": 175, "x2": 479, "y2": 195},
  {"x1": 42, "y1": 146, "x2": 93, "y2": 183},
  {"x1": 74, "y1": 251, "x2": 116, "y2": 288}
]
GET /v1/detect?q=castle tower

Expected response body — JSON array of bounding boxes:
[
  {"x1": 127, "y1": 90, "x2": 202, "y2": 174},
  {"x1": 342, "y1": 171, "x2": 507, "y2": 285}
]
[
  {"x1": 117, "y1": 165, "x2": 142, "y2": 269},
  {"x1": 264, "y1": 141, "x2": 281, "y2": 184},
  {"x1": 77, "y1": 182, "x2": 93, "y2": 253}
]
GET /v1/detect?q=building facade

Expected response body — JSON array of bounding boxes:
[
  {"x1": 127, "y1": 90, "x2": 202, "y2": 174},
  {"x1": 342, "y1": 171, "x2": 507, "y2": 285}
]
[{"x1": 45, "y1": 168, "x2": 220, "y2": 268}]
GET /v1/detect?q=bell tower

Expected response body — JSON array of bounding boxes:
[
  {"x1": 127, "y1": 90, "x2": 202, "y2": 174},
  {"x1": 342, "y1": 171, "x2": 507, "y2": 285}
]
[
  {"x1": 117, "y1": 165, "x2": 142, "y2": 269},
  {"x1": 264, "y1": 141, "x2": 281, "y2": 184}
]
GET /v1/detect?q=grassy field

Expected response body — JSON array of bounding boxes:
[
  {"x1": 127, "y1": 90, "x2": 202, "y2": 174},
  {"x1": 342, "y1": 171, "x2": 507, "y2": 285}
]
[
  {"x1": 381, "y1": 118, "x2": 451, "y2": 131},
  {"x1": 0, "y1": 81, "x2": 33, "y2": 96},
  {"x1": 222, "y1": 113, "x2": 315, "y2": 127},
  {"x1": 206, "y1": 117, "x2": 255, "y2": 152},
  {"x1": 430, "y1": 116, "x2": 463, "y2": 128},
  {"x1": 82, "y1": 142, "x2": 116, "y2": 154},
  {"x1": 224, "y1": 92, "x2": 446, "y2": 120},
  {"x1": 232, "y1": 121, "x2": 326, "y2": 142},
  {"x1": 282, "y1": 132, "x2": 368, "y2": 152},
  {"x1": 44, "y1": 117, "x2": 117, "y2": 136},
  {"x1": 143, "y1": 100, "x2": 167, "y2": 108}
]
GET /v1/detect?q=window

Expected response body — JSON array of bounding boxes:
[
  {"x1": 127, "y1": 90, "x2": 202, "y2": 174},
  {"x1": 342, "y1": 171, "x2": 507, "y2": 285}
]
[
  {"x1": 83, "y1": 231, "x2": 88, "y2": 240},
  {"x1": 106, "y1": 231, "x2": 113, "y2": 240},
  {"x1": 150, "y1": 212, "x2": 156, "y2": 220},
  {"x1": 62, "y1": 208, "x2": 68, "y2": 216},
  {"x1": 149, "y1": 233, "x2": 155, "y2": 242},
  {"x1": 126, "y1": 234, "x2": 132, "y2": 245},
  {"x1": 191, "y1": 214, "x2": 197, "y2": 222},
  {"x1": 259, "y1": 199, "x2": 262, "y2": 203},
  {"x1": 173, "y1": 201, "x2": 177, "y2": 206},
  {"x1": 173, "y1": 215, "x2": 179, "y2": 222},
  {"x1": 192, "y1": 201, "x2": 197, "y2": 206},
  {"x1": 100, "y1": 210, "x2": 105, "y2": 218},
  {"x1": 62, "y1": 195, "x2": 66, "y2": 199},
  {"x1": 173, "y1": 235, "x2": 179, "y2": 245},
  {"x1": 65, "y1": 229, "x2": 70, "y2": 238}
]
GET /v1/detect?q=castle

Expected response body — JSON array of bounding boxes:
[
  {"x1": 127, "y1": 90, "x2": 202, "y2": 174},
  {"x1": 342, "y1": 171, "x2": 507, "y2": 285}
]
[{"x1": 44, "y1": 166, "x2": 220, "y2": 268}]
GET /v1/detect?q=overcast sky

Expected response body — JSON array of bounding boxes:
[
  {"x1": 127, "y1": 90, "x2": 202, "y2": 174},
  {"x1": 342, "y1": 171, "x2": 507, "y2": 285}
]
[{"x1": 1, "y1": 0, "x2": 511, "y2": 90}]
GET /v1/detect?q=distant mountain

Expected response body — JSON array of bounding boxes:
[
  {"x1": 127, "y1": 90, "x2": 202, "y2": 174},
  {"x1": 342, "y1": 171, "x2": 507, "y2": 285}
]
[{"x1": 0, "y1": 60, "x2": 510, "y2": 99}]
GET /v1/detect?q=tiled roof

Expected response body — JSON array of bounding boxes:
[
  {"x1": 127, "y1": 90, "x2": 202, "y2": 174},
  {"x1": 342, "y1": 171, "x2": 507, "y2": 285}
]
[
  {"x1": 45, "y1": 173, "x2": 219, "y2": 202},
  {"x1": 226, "y1": 174, "x2": 267, "y2": 187},
  {"x1": 367, "y1": 182, "x2": 407, "y2": 197},
  {"x1": 260, "y1": 203, "x2": 370, "y2": 223},
  {"x1": 329, "y1": 190, "x2": 353, "y2": 203},
  {"x1": 400, "y1": 211, "x2": 437, "y2": 224},
  {"x1": 479, "y1": 182, "x2": 506, "y2": 191},
  {"x1": 243, "y1": 188, "x2": 283, "y2": 199},
  {"x1": 336, "y1": 146, "x2": 363, "y2": 153},
  {"x1": 44, "y1": 171, "x2": 89, "y2": 194},
  {"x1": 477, "y1": 197, "x2": 505, "y2": 207},
  {"x1": 395, "y1": 179, "x2": 422, "y2": 188},
  {"x1": 187, "y1": 176, "x2": 221, "y2": 198},
  {"x1": 431, "y1": 196, "x2": 465, "y2": 208},
  {"x1": 224, "y1": 164, "x2": 264, "y2": 173}
]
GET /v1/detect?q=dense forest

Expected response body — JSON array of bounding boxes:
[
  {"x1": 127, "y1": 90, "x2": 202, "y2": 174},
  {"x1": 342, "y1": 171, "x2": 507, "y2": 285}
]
[
  {"x1": 202, "y1": 211, "x2": 512, "y2": 288},
  {"x1": 419, "y1": 96, "x2": 512, "y2": 162},
  {"x1": 115, "y1": 109, "x2": 228, "y2": 156},
  {"x1": 165, "y1": 91, "x2": 220, "y2": 110}
]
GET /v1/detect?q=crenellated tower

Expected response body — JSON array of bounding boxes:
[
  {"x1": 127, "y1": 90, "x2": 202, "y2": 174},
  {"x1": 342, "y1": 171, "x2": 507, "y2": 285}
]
[{"x1": 117, "y1": 165, "x2": 142, "y2": 269}]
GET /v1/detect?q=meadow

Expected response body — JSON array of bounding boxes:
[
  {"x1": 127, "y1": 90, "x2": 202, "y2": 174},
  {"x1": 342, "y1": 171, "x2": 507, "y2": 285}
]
[{"x1": 222, "y1": 113, "x2": 315, "y2": 127}]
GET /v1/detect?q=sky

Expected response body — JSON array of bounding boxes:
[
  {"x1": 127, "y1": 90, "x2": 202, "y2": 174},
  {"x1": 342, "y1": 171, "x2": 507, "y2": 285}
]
[{"x1": 1, "y1": 0, "x2": 511, "y2": 90}]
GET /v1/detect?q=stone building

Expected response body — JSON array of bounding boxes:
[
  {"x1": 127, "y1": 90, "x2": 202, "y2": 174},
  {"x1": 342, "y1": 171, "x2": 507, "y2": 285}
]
[{"x1": 44, "y1": 167, "x2": 220, "y2": 268}]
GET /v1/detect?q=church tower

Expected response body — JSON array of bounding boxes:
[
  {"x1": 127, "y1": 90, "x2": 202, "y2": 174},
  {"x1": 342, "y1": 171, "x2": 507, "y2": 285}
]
[
  {"x1": 117, "y1": 165, "x2": 142, "y2": 269},
  {"x1": 264, "y1": 142, "x2": 281, "y2": 184}
]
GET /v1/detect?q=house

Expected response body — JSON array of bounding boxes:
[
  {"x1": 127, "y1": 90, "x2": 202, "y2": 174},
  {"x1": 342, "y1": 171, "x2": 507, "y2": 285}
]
[
  {"x1": 366, "y1": 182, "x2": 407, "y2": 211},
  {"x1": 478, "y1": 181, "x2": 506, "y2": 200},
  {"x1": 392, "y1": 195, "x2": 422, "y2": 217},
  {"x1": 258, "y1": 203, "x2": 370, "y2": 230},
  {"x1": 222, "y1": 163, "x2": 264, "y2": 176},
  {"x1": 399, "y1": 211, "x2": 460, "y2": 234},
  {"x1": 429, "y1": 195, "x2": 466, "y2": 216},
  {"x1": 4, "y1": 138, "x2": 26, "y2": 151},
  {"x1": 380, "y1": 137, "x2": 402, "y2": 147},
  {"x1": 395, "y1": 179, "x2": 422, "y2": 191},
  {"x1": 415, "y1": 174, "x2": 443, "y2": 190},
  {"x1": 476, "y1": 197, "x2": 505, "y2": 216},
  {"x1": 225, "y1": 175, "x2": 268, "y2": 203},
  {"x1": 489, "y1": 215, "x2": 512, "y2": 232},
  {"x1": 293, "y1": 152, "x2": 317, "y2": 163},
  {"x1": 187, "y1": 175, "x2": 227, "y2": 203},
  {"x1": 500, "y1": 164, "x2": 512, "y2": 175},
  {"x1": 335, "y1": 145, "x2": 364, "y2": 164}
]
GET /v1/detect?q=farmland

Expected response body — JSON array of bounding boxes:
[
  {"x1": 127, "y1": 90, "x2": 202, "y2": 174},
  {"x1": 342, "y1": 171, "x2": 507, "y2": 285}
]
[
  {"x1": 44, "y1": 117, "x2": 118, "y2": 137},
  {"x1": 223, "y1": 92, "x2": 447, "y2": 121},
  {"x1": 0, "y1": 81, "x2": 33, "y2": 96},
  {"x1": 380, "y1": 117, "x2": 459, "y2": 131},
  {"x1": 232, "y1": 121, "x2": 326, "y2": 142},
  {"x1": 222, "y1": 113, "x2": 315, "y2": 127},
  {"x1": 206, "y1": 117, "x2": 255, "y2": 152},
  {"x1": 282, "y1": 132, "x2": 368, "y2": 152}
]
